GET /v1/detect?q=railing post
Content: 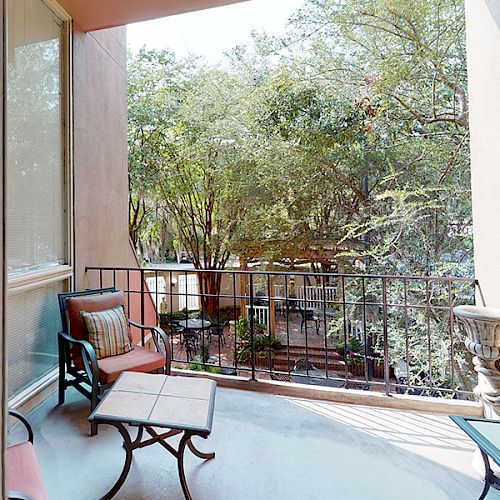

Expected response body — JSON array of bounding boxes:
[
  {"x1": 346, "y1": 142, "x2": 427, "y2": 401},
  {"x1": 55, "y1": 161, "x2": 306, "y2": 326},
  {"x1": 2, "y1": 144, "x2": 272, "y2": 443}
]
[
  {"x1": 249, "y1": 273, "x2": 256, "y2": 381},
  {"x1": 362, "y1": 277, "x2": 373, "y2": 380},
  {"x1": 382, "y1": 277, "x2": 390, "y2": 395},
  {"x1": 140, "y1": 269, "x2": 145, "y2": 346}
]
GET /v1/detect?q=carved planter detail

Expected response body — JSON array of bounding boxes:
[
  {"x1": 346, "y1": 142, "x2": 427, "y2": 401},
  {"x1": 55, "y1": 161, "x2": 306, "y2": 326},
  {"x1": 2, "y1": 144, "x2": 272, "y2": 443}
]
[{"x1": 454, "y1": 305, "x2": 500, "y2": 418}]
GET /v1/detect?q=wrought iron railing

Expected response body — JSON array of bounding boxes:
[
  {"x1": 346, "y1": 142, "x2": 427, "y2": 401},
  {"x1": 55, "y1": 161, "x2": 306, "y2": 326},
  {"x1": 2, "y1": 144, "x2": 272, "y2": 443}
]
[{"x1": 86, "y1": 266, "x2": 481, "y2": 399}]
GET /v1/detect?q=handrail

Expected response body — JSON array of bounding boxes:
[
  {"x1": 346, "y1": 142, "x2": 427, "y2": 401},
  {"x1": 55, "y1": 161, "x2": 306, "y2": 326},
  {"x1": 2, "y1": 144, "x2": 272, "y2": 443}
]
[
  {"x1": 86, "y1": 265, "x2": 479, "y2": 283},
  {"x1": 86, "y1": 265, "x2": 479, "y2": 399}
]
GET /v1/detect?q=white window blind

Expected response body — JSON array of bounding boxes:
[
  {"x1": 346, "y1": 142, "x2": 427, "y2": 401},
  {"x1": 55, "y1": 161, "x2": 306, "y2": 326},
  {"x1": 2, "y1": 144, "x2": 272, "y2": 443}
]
[
  {"x1": 6, "y1": 0, "x2": 69, "y2": 400},
  {"x1": 7, "y1": 0, "x2": 65, "y2": 274},
  {"x1": 7, "y1": 281, "x2": 66, "y2": 397}
]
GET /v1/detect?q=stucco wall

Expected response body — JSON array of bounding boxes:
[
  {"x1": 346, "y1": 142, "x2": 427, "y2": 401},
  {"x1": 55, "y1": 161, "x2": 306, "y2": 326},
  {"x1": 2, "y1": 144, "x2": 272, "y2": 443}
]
[
  {"x1": 73, "y1": 26, "x2": 133, "y2": 286},
  {"x1": 72, "y1": 26, "x2": 156, "y2": 328},
  {"x1": 465, "y1": 0, "x2": 500, "y2": 307},
  {"x1": 0, "y1": 0, "x2": 5, "y2": 490}
]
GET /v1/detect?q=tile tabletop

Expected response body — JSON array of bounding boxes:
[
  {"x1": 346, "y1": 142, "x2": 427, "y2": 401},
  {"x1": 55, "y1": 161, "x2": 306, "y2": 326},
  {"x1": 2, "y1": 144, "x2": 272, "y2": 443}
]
[{"x1": 89, "y1": 372, "x2": 216, "y2": 433}]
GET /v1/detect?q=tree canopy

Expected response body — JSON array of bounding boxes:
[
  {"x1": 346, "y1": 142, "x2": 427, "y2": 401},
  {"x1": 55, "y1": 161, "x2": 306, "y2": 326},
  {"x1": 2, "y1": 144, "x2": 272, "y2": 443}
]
[{"x1": 128, "y1": 0, "x2": 471, "y2": 278}]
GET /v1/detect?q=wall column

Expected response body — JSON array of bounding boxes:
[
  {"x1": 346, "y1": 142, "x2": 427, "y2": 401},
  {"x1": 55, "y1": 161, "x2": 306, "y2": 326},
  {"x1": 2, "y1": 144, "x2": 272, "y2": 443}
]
[
  {"x1": 466, "y1": 0, "x2": 500, "y2": 307},
  {"x1": 1, "y1": 0, "x2": 6, "y2": 494}
]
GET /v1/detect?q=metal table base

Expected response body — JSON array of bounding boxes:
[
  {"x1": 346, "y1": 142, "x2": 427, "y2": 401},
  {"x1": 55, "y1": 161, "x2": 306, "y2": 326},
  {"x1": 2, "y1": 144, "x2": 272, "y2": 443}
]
[{"x1": 97, "y1": 421, "x2": 215, "y2": 500}]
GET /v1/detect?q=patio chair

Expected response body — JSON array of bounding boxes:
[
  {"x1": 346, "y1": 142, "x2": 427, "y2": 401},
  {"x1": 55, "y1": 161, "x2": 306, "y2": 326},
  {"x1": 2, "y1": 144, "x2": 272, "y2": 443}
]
[
  {"x1": 298, "y1": 307, "x2": 320, "y2": 335},
  {"x1": 7, "y1": 408, "x2": 48, "y2": 500},
  {"x1": 208, "y1": 321, "x2": 227, "y2": 348},
  {"x1": 181, "y1": 331, "x2": 199, "y2": 360},
  {"x1": 58, "y1": 287, "x2": 171, "y2": 435}
]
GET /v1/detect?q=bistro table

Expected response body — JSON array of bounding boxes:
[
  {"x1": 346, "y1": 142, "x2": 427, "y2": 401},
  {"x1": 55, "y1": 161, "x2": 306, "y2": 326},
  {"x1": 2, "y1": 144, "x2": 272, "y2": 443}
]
[
  {"x1": 176, "y1": 319, "x2": 212, "y2": 360},
  {"x1": 450, "y1": 415, "x2": 500, "y2": 499},
  {"x1": 177, "y1": 318, "x2": 211, "y2": 332},
  {"x1": 89, "y1": 371, "x2": 217, "y2": 500}
]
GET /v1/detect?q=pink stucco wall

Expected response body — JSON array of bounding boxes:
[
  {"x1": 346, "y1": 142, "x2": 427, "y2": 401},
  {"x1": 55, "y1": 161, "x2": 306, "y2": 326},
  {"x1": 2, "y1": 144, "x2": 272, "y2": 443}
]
[{"x1": 72, "y1": 26, "x2": 157, "y2": 339}]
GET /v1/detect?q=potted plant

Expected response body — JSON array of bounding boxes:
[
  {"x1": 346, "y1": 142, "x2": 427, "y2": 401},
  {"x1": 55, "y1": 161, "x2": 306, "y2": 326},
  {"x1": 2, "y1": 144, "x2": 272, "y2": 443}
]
[{"x1": 235, "y1": 316, "x2": 282, "y2": 368}]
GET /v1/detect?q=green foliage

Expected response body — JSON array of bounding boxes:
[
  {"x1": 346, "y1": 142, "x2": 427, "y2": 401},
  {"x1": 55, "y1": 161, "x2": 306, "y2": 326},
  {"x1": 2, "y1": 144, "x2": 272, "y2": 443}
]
[
  {"x1": 187, "y1": 363, "x2": 223, "y2": 374},
  {"x1": 161, "y1": 308, "x2": 189, "y2": 321},
  {"x1": 235, "y1": 316, "x2": 282, "y2": 363},
  {"x1": 348, "y1": 338, "x2": 364, "y2": 354}
]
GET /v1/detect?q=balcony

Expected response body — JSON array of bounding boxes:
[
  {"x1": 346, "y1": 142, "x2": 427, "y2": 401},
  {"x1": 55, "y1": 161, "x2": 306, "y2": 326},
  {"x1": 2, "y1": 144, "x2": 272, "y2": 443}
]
[{"x1": 15, "y1": 377, "x2": 486, "y2": 500}]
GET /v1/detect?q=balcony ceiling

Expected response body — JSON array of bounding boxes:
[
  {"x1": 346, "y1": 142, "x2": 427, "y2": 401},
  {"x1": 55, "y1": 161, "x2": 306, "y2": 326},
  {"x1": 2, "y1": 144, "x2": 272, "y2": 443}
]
[{"x1": 57, "y1": 0, "x2": 248, "y2": 32}]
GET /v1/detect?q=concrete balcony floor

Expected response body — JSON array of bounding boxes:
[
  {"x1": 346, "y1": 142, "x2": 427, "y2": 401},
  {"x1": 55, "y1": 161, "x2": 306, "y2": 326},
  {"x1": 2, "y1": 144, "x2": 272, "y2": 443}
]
[{"x1": 13, "y1": 386, "x2": 499, "y2": 500}]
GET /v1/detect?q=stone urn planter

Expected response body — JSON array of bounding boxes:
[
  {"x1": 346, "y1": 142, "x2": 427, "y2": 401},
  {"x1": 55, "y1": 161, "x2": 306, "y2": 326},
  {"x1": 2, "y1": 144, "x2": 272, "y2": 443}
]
[{"x1": 454, "y1": 305, "x2": 500, "y2": 418}]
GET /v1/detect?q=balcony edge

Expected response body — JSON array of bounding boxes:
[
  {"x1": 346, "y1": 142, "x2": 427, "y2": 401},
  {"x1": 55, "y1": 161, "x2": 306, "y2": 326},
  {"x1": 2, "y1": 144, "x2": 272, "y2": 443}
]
[{"x1": 171, "y1": 368, "x2": 483, "y2": 417}]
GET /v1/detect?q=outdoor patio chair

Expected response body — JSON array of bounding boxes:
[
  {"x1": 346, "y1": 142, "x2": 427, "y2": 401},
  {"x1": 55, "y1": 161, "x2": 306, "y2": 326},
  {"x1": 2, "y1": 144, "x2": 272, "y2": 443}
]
[
  {"x1": 181, "y1": 331, "x2": 199, "y2": 360},
  {"x1": 298, "y1": 308, "x2": 320, "y2": 335},
  {"x1": 58, "y1": 287, "x2": 171, "y2": 435},
  {"x1": 7, "y1": 408, "x2": 48, "y2": 500},
  {"x1": 208, "y1": 321, "x2": 228, "y2": 347}
]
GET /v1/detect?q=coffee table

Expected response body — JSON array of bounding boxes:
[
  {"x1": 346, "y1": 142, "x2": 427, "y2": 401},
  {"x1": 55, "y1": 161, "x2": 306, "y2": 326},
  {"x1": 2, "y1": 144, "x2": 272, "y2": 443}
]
[
  {"x1": 450, "y1": 415, "x2": 500, "y2": 500},
  {"x1": 89, "y1": 371, "x2": 217, "y2": 500}
]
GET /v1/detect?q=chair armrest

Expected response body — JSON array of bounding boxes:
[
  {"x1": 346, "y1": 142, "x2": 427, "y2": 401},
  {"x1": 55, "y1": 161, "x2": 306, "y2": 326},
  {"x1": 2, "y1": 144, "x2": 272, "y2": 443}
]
[
  {"x1": 128, "y1": 319, "x2": 158, "y2": 330},
  {"x1": 7, "y1": 491, "x2": 33, "y2": 500},
  {"x1": 58, "y1": 331, "x2": 99, "y2": 383},
  {"x1": 128, "y1": 320, "x2": 171, "y2": 374},
  {"x1": 8, "y1": 409, "x2": 33, "y2": 444}
]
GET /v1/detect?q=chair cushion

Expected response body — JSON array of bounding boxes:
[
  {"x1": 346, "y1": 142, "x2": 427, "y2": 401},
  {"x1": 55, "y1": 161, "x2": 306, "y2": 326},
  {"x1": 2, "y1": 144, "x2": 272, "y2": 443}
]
[
  {"x1": 95, "y1": 345, "x2": 165, "y2": 384},
  {"x1": 81, "y1": 306, "x2": 132, "y2": 360},
  {"x1": 6, "y1": 442, "x2": 48, "y2": 500},
  {"x1": 66, "y1": 291, "x2": 126, "y2": 363}
]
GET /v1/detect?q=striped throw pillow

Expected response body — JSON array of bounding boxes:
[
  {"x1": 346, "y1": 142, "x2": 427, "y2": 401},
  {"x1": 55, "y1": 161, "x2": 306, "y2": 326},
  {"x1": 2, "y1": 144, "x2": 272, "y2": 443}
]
[{"x1": 81, "y1": 306, "x2": 132, "y2": 359}]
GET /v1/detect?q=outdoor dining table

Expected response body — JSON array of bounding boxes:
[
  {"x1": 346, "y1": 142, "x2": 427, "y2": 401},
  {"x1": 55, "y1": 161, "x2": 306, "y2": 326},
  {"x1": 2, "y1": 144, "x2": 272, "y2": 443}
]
[
  {"x1": 177, "y1": 318, "x2": 211, "y2": 332},
  {"x1": 89, "y1": 371, "x2": 217, "y2": 500},
  {"x1": 177, "y1": 319, "x2": 212, "y2": 359}
]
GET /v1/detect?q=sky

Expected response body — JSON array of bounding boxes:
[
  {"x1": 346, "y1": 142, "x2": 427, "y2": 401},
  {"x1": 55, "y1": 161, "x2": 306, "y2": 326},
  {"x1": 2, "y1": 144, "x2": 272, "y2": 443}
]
[{"x1": 127, "y1": 0, "x2": 305, "y2": 64}]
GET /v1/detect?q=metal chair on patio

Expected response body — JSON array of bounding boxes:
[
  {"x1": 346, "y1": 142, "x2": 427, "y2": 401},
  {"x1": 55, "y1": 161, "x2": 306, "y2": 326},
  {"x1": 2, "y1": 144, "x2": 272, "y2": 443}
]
[
  {"x1": 208, "y1": 321, "x2": 228, "y2": 348},
  {"x1": 57, "y1": 287, "x2": 171, "y2": 435},
  {"x1": 298, "y1": 306, "x2": 320, "y2": 335}
]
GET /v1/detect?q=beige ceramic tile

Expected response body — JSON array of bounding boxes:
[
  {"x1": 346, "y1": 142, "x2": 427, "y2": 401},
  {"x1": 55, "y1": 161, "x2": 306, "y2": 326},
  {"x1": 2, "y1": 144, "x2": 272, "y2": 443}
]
[
  {"x1": 94, "y1": 391, "x2": 157, "y2": 421},
  {"x1": 161, "y1": 376, "x2": 214, "y2": 400},
  {"x1": 112, "y1": 372, "x2": 167, "y2": 395},
  {"x1": 149, "y1": 396, "x2": 210, "y2": 428}
]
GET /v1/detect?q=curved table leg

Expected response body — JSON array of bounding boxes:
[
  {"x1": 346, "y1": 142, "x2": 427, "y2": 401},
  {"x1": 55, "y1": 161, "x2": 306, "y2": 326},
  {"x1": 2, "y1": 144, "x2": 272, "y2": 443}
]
[
  {"x1": 131, "y1": 425, "x2": 144, "y2": 446},
  {"x1": 178, "y1": 433, "x2": 193, "y2": 500},
  {"x1": 187, "y1": 436, "x2": 215, "y2": 460},
  {"x1": 479, "y1": 449, "x2": 493, "y2": 500},
  {"x1": 177, "y1": 432, "x2": 215, "y2": 500},
  {"x1": 98, "y1": 421, "x2": 133, "y2": 500}
]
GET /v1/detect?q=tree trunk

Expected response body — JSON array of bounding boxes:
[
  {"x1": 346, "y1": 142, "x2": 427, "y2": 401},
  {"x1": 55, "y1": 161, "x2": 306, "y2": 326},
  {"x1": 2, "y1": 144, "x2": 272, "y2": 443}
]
[{"x1": 199, "y1": 271, "x2": 222, "y2": 318}]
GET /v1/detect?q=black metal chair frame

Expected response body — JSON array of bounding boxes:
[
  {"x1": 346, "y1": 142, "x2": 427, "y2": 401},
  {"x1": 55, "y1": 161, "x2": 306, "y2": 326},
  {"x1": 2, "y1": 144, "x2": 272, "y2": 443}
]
[
  {"x1": 181, "y1": 331, "x2": 199, "y2": 360},
  {"x1": 57, "y1": 287, "x2": 171, "y2": 435},
  {"x1": 208, "y1": 321, "x2": 227, "y2": 347},
  {"x1": 7, "y1": 408, "x2": 37, "y2": 500},
  {"x1": 299, "y1": 308, "x2": 320, "y2": 335}
]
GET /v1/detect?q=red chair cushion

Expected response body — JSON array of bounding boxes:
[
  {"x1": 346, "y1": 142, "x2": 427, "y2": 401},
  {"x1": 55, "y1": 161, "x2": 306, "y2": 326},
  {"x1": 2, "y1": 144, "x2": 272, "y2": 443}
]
[
  {"x1": 76, "y1": 345, "x2": 165, "y2": 384},
  {"x1": 6, "y1": 442, "x2": 48, "y2": 500}
]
